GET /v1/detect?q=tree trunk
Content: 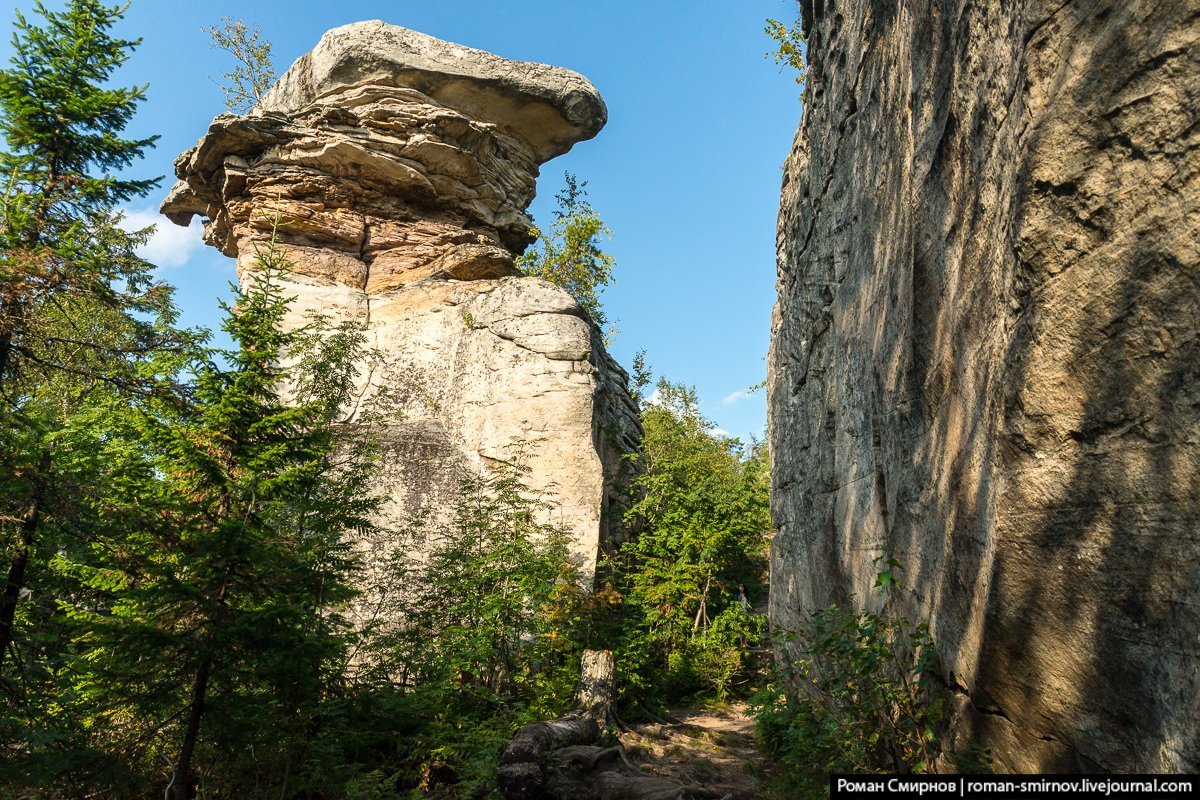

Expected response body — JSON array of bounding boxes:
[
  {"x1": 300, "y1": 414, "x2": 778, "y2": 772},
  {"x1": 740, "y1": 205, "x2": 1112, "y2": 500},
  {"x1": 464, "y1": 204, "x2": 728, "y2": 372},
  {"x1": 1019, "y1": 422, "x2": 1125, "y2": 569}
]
[
  {"x1": 0, "y1": 493, "x2": 41, "y2": 669},
  {"x1": 498, "y1": 648, "x2": 615, "y2": 798},
  {"x1": 692, "y1": 574, "x2": 711, "y2": 636},
  {"x1": 0, "y1": 327, "x2": 13, "y2": 394},
  {"x1": 170, "y1": 652, "x2": 214, "y2": 800},
  {"x1": 575, "y1": 649, "x2": 616, "y2": 722}
]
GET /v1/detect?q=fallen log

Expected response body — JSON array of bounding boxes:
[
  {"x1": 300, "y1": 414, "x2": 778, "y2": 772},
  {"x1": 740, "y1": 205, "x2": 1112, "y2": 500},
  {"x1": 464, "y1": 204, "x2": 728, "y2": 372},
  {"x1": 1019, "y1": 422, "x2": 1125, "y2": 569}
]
[
  {"x1": 498, "y1": 713, "x2": 601, "y2": 797},
  {"x1": 497, "y1": 649, "x2": 615, "y2": 798},
  {"x1": 498, "y1": 650, "x2": 739, "y2": 800}
]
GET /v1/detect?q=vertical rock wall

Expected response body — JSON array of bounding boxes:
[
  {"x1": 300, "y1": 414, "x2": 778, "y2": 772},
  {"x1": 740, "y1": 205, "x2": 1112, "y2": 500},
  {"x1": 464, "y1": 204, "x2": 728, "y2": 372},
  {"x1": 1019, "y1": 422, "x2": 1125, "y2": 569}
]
[
  {"x1": 769, "y1": 0, "x2": 1199, "y2": 772},
  {"x1": 166, "y1": 22, "x2": 640, "y2": 584}
]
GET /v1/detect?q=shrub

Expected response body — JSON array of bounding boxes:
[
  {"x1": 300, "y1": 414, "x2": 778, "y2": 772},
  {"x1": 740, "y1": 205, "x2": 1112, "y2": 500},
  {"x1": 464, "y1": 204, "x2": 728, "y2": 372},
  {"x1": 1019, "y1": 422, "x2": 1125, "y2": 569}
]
[
  {"x1": 613, "y1": 378, "x2": 771, "y2": 712},
  {"x1": 754, "y1": 560, "x2": 945, "y2": 798},
  {"x1": 517, "y1": 173, "x2": 615, "y2": 327}
]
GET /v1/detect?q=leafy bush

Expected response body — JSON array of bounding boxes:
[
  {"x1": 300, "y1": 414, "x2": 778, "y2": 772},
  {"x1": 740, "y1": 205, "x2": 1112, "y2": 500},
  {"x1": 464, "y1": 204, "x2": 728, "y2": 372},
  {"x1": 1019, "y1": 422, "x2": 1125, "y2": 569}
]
[
  {"x1": 693, "y1": 605, "x2": 767, "y2": 700},
  {"x1": 345, "y1": 450, "x2": 594, "y2": 794},
  {"x1": 517, "y1": 173, "x2": 615, "y2": 327},
  {"x1": 765, "y1": 16, "x2": 807, "y2": 84},
  {"x1": 754, "y1": 560, "x2": 945, "y2": 798},
  {"x1": 614, "y1": 377, "x2": 771, "y2": 711}
]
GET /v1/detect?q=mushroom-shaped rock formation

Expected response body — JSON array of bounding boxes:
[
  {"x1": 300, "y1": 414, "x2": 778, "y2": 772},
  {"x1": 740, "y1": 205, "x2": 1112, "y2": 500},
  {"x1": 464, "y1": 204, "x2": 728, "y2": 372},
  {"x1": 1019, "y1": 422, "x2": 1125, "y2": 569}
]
[
  {"x1": 257, "y1": 20, "x2": 607, "y2": 161},
  {"x1": 164, "y1": 22, "x2": 638, "y2": 583}
]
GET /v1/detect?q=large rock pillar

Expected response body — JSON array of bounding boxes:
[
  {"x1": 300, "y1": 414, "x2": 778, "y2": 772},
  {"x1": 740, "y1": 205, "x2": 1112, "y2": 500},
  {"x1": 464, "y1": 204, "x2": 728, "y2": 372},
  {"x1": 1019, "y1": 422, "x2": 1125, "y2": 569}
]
[{"x1": 164, "y1": 21, "x2": 640, "y2": 581}]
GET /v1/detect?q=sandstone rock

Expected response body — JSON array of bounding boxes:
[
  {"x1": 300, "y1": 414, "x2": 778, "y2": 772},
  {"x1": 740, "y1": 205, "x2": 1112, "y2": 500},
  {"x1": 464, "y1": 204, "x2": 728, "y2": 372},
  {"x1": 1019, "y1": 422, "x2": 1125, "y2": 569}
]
[
  {"x1": 256, "y1": 20, "x2": 607, "y2": 161},
  {"x1": 165, "y1": 23, "x2": 637, "y2": 583},
  {"x1": 769, "y1": 0, "x2": 1199, "y2": 773}
]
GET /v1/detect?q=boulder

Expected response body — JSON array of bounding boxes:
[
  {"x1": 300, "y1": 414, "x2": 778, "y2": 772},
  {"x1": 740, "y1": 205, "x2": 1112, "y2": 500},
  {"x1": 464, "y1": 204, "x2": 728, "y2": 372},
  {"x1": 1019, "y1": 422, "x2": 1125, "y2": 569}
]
[{"x1": 256, "y1": 20, "x2": 607, "y2": 161}]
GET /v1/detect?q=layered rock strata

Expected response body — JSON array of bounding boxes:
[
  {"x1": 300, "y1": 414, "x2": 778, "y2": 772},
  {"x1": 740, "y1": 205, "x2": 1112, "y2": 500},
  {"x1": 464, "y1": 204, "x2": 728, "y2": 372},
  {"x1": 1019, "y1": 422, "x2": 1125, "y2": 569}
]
[
  {"x1": 769, "y1": 0, "x2": 1198, "y2": 772},
  {"x1": 165, "y1": 21, "x2": 640, "y2": 580}
]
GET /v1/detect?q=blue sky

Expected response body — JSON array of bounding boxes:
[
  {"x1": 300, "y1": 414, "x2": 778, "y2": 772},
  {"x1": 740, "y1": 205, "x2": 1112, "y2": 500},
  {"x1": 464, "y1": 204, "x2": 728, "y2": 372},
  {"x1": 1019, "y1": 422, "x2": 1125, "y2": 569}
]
[{"x1": 0, "y1": 0, "x2": 804, "y2": 441}]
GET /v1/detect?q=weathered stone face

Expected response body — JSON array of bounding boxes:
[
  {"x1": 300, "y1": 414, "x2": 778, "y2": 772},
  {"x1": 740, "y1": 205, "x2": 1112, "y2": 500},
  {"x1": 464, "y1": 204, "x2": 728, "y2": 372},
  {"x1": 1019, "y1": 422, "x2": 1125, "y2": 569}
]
[
  {"x1": 769, "y1": 0, "x2": 1198, "y2": 773},
  {"x1": 165, "y1": 22, "x2": 637, "y2": 581},
  {"x1": 256, "y1": 20, "x2": 607, "y2": 162}
]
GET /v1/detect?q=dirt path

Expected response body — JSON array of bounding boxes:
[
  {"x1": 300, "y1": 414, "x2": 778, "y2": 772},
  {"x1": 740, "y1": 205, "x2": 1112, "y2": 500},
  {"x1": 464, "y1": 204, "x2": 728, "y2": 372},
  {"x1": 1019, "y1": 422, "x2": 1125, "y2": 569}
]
[{"x1": 619, "y1": 703, "x2": 771, "y2": 799}]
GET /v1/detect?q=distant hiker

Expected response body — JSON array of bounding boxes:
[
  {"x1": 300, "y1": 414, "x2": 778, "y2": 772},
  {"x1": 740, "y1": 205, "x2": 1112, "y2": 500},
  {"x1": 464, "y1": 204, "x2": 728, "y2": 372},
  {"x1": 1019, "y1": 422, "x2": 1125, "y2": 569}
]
[{"x1": 736, "y1": 584, "x2": 749, "y2": 612}]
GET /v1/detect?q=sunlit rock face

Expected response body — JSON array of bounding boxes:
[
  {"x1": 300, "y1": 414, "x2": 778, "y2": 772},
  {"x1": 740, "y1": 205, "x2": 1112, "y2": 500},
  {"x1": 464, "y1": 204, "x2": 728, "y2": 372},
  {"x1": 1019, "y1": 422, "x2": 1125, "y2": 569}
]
[
  {"x1": 164, "y1": 21, "x2": 640, "y2": 582},
  {"x1": 768, "y1": 0, "x2": 1199, "y2": 772}
]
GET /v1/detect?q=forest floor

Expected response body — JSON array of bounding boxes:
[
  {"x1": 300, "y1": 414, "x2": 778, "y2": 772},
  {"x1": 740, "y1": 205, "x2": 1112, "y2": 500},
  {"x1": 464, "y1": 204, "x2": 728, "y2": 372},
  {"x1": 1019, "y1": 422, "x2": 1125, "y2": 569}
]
[{"x1": 619, "y1": 703, "x2": 772, "y2": 799}]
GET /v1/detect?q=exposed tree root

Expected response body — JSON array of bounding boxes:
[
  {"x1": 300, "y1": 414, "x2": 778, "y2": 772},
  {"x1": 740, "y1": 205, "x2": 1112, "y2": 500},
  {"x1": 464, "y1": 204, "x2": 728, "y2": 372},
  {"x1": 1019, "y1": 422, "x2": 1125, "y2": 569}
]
[{"x1": 497, "y1": 650, "x2": 763, "y2": 799}]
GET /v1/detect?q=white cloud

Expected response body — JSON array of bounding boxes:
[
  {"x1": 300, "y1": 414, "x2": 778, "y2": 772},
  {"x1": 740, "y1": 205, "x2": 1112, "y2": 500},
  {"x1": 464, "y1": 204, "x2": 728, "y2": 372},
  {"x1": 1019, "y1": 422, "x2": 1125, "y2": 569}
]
[
  {"x1": 709, "y1": 427, "x2": 731, "y2": 438},
  {"x1": 119, "y1": 207, "x2": 205, "y2": 268},
  {"x1": 645, "y1": 387, "x2": 663, "y2": 407},
  {"x1": 722, "y1": 390, "x2": 749, "y2": 406}
]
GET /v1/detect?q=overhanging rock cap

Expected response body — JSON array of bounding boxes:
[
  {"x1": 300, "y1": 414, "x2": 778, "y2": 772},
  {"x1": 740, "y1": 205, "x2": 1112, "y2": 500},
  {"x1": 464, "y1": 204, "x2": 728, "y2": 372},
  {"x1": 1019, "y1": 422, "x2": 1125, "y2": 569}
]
[{"x1": 255, "y1": 20, "x2": 607, "y2": 161}]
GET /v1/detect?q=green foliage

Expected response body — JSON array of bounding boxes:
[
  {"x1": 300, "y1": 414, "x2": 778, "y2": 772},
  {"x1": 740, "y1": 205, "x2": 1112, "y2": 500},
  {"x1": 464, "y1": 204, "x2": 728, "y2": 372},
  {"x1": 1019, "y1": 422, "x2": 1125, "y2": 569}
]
[
  {"x1": 952, "y1": 741, "x2": 995, "y2": 774},
  {"x1": 0, "y1": 0, "x2": 180, "y2": 727},
  {"x1": 517, "y1": 172, "x2": 615, "y2": 327},
  {"x1": 753, "y1": 562, "x2": 947, "y2": 798},
  {"x1": 1, "y1": 241, "x2": 381, "y2": 800},
  {"x1": 204, "y1": 16, "x2": 276, "y2": 113},
  {"x1": 388, "y1": 452, "x2": 582, "y2": 697},
  {"x1": 631, "y1": 348, "x2": 652, "y2": 401},
  {"x1": 615, "y1": 375, "x2": 771, "y2": 709},
  {"x1": 0, "y1": 0, "x2": 168, "y2": 399},
  {"x1": 0, "y1": 0, "x2": 160, "y2": 208},
  {"x1": 348, "y1": 451, "x2": 592, "y2": 789},
  {"x1": 693, "y1": 605, "x2": 767, "y2": 700},
  {"x1": 2, "y1": 254, "x2": 592, "y2": 798},
  {"x1": 133, "y1": 248, "x2": 372, "y2": 798},
  {"x1": 765, "y1": 16, "x2": 807, "y2": 85}
]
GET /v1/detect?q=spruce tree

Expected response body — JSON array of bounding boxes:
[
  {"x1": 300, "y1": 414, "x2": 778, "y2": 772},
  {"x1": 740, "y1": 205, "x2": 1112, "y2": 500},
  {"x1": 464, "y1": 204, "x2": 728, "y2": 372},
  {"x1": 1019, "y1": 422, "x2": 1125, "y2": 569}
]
[
  {"x1": 57, "y1": 244, "x2": 379, "y2": 800},
  {"x1": 0, "y1": 0, "x2": 161, "y2": 385},
  {"x1": 0, "y1": 0, "x2": 170, "y2": 677}
]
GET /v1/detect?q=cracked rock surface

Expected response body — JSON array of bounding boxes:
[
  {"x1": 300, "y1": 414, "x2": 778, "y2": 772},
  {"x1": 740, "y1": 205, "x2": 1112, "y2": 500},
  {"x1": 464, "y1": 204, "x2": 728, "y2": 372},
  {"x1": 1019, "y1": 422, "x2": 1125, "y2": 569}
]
[
  {"x1": 768, "y1": 0, "x2": 1199, "y2": 772},
  {"x1": 165, "y1": 21, "x2": 638, "y2": 583}
]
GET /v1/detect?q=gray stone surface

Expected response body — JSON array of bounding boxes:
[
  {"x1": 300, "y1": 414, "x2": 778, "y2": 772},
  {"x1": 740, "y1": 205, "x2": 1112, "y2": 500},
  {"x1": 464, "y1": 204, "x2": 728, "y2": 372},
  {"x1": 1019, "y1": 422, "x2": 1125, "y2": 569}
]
[
  {"x1": 164, "y1": 23, "x2": 638, "y2": 585},
  {"x1": 768, "y1": 0, "x2": 1199, "y2": 772},
  {"x1": 257, "y1": 21, "x2": 606, "y2": 161}
]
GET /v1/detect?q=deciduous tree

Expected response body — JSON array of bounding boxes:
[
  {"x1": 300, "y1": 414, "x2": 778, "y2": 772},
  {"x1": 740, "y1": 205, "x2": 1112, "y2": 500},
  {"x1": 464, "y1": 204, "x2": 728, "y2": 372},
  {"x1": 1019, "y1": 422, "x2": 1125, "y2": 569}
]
[
  {"x1": 204, "y1": 16, "x2": 275, "y2": 113},
  {"x1": 617, "y1": 377, "x2": 770, "y2": 703}
]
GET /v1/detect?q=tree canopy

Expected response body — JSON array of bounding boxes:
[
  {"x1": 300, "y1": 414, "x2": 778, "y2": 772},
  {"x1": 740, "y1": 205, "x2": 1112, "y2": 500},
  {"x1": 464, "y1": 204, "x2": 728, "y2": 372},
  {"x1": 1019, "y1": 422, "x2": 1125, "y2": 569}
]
[
  {"x1": 614, "y1": 375, "x2": 771, "y2": 705},
  {"x1": 517, "y1": 173, "x2": 616, "y2": 327}
]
